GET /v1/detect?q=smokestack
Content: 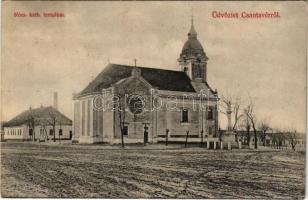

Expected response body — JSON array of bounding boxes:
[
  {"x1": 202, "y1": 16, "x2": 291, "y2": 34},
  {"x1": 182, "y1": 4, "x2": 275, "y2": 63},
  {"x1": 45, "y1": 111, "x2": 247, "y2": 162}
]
[{"x1": 53, "y1": 92, "x2": 58, "y2": 110}]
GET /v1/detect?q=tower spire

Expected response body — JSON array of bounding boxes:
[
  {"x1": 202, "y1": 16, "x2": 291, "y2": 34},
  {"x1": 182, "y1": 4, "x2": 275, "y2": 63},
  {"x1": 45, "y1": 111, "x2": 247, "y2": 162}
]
[
  {"x1": 191, "y1": 8, "x2": 194, "y2": 26},
  {"x1": 188, "y1": 10, "x2": 197, "y2": 38}
]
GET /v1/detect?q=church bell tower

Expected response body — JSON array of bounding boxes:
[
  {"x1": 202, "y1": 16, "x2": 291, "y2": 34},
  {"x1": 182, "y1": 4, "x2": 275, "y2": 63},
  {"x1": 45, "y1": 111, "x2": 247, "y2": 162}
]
[{"x1": 178, "y1": 16, "x2": 208, "y2": 82}]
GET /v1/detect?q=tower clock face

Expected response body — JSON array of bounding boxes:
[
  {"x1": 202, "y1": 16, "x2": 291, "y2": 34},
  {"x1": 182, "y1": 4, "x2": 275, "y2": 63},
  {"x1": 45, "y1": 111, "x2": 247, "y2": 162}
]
[{"x1": 128, "y1": 95, "x2": 145, "y2": 114}]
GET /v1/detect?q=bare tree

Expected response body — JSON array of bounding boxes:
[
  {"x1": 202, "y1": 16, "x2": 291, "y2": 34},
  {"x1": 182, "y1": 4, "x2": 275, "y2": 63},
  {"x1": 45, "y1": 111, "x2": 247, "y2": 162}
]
[
  {"x1": 220, "y1": 94, "x2": 232, "y2": 131},
  {"x1": 46, "y1": 108, "x2": 58, "y2": 142},
  {"x1": 272, "y1": 128, "x2": 285, "y2": 149},
  {"x1": 285, "y1": 128, "x2": 298, "y2": 151},
  {"x1": 231, "y1": 98, "x2": 243, "y2": 132},
  {"x1": 117, "y1": 95, "x2": 126, "y2": 148},
  {"x1": 38, "y1": 117, "x2": 49, "y2": 142},
  {"x1": 239, "y1": 113, "x2": 251, "y2": 146},
  {"x1": 27, "y1": 109, "x2": 36, "y2": 141},
  {"x1": 258, "y1": 120, "x2": 271, "y2": 146},
  {"x1": 244, "y1": 102, "x2": 258, "y2": 149}
]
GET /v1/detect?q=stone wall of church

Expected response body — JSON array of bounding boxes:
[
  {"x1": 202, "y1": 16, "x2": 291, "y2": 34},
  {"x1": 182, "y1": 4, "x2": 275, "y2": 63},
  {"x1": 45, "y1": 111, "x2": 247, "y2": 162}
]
[
  {"x1": 74, "y1": 94, "x2": 107, "y2": 143},
  {"x1": 99, "y1": 90, "x2": 115, "y2": 142},
  {"x1": 74, "y1": 77, "x2": 218, "y2": 144},
  {"x1": 113, "y1": 76, "x2": 153, "y2": 143},
  {"x1": 73, "y1": 101, "x2": 80, "y2": 141},
  {"x1": 155, "y1": 97, "x2": 218, "y2": 138}
]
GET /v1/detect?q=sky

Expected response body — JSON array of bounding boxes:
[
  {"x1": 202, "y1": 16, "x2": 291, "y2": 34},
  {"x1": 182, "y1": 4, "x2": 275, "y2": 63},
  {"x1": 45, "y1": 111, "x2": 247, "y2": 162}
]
[{"x1": 1, "y1": 1, "x2": 307, "y2": 132}]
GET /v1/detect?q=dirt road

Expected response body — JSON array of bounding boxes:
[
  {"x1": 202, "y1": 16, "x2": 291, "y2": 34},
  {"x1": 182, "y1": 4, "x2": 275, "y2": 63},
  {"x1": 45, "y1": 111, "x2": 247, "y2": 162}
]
[{"x1": 1, "y1": 142, "x2": 305, "y2": 198}]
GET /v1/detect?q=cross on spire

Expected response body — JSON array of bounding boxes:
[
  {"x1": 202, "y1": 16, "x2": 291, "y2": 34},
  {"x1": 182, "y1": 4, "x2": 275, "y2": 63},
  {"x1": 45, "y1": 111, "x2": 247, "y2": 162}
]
[
  {"x1": 134, "y1": 58, "x2": 137, "y2": 67},
  {"x1": 132, "y1": 58, "x2": 141, "y2": 76}
]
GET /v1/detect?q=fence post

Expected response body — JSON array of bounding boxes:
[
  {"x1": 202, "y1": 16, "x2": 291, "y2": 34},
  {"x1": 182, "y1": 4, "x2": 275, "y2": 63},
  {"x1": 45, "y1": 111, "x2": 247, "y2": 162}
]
[
  {"x1": 185, "y1": 131, "x2": 189, "y2": 148},
  {"x1": 200, "y1": 130, "x2": 204, "y2": 148},
  {"x1": 165, "y1": 129, "x2": 169, "y2": 146}
]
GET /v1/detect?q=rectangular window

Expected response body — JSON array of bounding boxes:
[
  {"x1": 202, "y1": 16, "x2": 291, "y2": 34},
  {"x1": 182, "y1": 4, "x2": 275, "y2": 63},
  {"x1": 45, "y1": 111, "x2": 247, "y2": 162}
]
[
  {"x1": 181, "y1": 109, "x2": 188, "y2": 123},
  {"x1": 207, "y1": 107, "x2": 214, "y2": 120},
  {"x1": 122, "y1": 126, "x2": 128, "y2": 136},
  {"x1": 59, "y1": 129, "x2": 63, "y2": 136},
  {"x1": 29, "y1": 129, "x2": 33, "y2": 136},
  {"x1": 49, "y1": 129, "x2": 54, "y2": 136},
  {"x1": 209, "y1": 127, "x2": 213, "y2": 135}
]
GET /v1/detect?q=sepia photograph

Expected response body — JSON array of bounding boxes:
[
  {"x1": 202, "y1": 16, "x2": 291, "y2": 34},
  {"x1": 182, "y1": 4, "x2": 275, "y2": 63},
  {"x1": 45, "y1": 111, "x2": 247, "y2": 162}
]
[{"x1": 1, "y1": 1, "x2": 307, "y2": 199}]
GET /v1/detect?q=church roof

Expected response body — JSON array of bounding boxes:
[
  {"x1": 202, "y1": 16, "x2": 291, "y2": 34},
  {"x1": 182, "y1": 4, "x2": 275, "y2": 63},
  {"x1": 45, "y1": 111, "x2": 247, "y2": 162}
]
[
  {"x1": 3, "y1": 106, "x2": 72, "y2": 127},
  {"x1": 79, "y1": 63, "x2": 196, "y2": 96},
  {"x1": 180, "y1": 18, "x2": 208, "y2": 60},
  {"x1": 182, "y1": 39, "x2": 205, "y2": 55}
]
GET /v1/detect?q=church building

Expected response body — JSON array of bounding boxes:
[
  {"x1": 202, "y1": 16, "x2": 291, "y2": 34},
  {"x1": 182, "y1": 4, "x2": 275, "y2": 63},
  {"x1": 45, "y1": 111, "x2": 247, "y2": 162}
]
[{"x1": 73, "y1": 18, "x2": 220, "y2": 146}]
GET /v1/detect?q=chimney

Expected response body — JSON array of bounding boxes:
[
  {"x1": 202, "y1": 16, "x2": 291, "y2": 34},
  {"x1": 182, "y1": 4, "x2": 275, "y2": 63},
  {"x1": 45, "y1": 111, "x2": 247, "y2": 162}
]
[{"x1": 53, "y1": 92, "x2": 58, "y2": 110}]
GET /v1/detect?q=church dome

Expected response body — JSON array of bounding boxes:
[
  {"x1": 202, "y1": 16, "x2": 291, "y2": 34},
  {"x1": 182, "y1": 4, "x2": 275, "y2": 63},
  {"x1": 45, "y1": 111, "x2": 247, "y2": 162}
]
[
  {"x1": 179, "y1": 17, "x2": 208, "y2": 61},
  {"x1": 181, "y1": 38, "x2": 205, "y2": 57}
]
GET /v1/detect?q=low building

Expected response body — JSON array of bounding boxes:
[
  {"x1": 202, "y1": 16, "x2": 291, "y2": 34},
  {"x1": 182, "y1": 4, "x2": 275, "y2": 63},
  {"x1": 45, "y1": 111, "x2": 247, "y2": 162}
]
[
  {"x1": 3, "y1": 106, "x2": 72, "y2": 141},
  {"x1": 0, "y1": 121, "x2": 5, "y2": 142}
]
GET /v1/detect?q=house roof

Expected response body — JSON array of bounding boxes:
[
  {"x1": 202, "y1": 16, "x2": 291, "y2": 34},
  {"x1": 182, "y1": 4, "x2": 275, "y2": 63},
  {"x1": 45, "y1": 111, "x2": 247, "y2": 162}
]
[
  {"x1": 79, "y1": 63, "x2": 196, "y2": 96},
  {"x1": 3, "y1": 106, "x2": 72, "y2": 127}
]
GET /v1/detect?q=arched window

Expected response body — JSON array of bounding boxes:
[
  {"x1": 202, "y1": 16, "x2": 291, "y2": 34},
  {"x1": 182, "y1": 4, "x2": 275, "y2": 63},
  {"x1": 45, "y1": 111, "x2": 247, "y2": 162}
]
[{"x1": 192, "y1": 63, "x2": 202, "y2": 78}]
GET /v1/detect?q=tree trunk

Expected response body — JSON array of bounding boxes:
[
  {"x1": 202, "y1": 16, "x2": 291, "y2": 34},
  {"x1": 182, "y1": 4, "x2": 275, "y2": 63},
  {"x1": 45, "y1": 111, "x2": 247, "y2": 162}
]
[
  {"x1": 53, "y1": 124, "x2": 56, "y2": 142},
  {"x1": 121, "y1": 129, "x2": 124, "y2": 148},
  {"x1": 254, "y1": 130, "x2": 258, "y2": 149},
  {"x1": 33, "y1": 125, "x2": 36, "y2": 141},
  {"x1": 247, "y1": 130, "x2": 250, "y2": 146}
]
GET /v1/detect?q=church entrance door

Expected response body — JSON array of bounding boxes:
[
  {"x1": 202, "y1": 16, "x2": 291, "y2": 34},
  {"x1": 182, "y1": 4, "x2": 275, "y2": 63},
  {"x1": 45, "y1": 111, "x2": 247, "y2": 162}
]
[
  {"x1": 143, "y1": 124, "x2": 149, "y2": 145},
  {"x1": 144, "y1": 130, "x2": 148, "y2": 144}
]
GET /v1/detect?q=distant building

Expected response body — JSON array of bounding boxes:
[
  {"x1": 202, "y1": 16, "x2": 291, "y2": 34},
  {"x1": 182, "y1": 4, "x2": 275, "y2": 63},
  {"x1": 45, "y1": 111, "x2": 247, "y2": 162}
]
[
  {"x1": 3, "y1": 106, "x2": 72, "y2": 141},
  {"x1": 0, "y1": 121, "x2": 6, "y2": 142},
  {"x1": 73, "y1": 17, "x2": 220, "y2": 145},
  {"x1": 230, "y1": 130, "x2": 306, "y2": 150}
]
